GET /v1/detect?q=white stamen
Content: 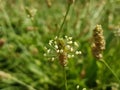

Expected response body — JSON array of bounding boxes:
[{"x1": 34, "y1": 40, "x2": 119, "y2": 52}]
[
  {"x1": 55, "y1": 36, "x2": 58, "y2": 39},
  {"x1": 60, "y1": 49, "x2": 63, "y2": 53},
  {"x1": 67, "y1": 41, "x2": 73, "y2": 44},
  {"x1": 65, "y1": 36, "x2": 68, "y2": 38},
  {"x1": 54, "y1": 45, "x2": 58, "y2": 49},
  {"x1": 68, "y1": 37, "x2": 72, "y2": 40},
  {"x1": 71, "y1": 55, "x2": 74, "y2": 57},
  {"x1": 51, "y1": 57, "x2": 55, "y2": 61},
  {"x1": 70, "y1": 47, "x2": 73, "y2": 52},
  {"x1": 56, "y1": 50, "x2": 60, "y2": 53},
  {"x1": 76, "y1": 85, "x2": 80, "y2": 89},
  {"x1": 66, "y1": 45, "x2": 70, "y2": 49},
  {"x1": 74, "y1": 42, "x2": 79, "y2": 47},
  {"x1": 68, "y1": 54, "x2": 71, "y2": 58},
  {"x1": 49, "y1": 40, "x2": 53, "y2": 46},
  {"x1": 47, "y1": 49, "x2": 50, "y2": 53},
  {"x1": 75, "y1": 51, "x2": 82, "y2": 55}
]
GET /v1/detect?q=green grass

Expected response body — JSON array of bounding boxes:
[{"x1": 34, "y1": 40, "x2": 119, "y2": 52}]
[{"x1": 0, "y1": 0, "x2": 120, "y2": 90}]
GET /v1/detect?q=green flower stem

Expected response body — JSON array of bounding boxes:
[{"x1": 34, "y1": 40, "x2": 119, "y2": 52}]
[
  {"x1": 57, "y1": 3, "x2": 71, "y2": 37},
  {"x1": 63, "y1": 67, "x2": 68, "y2": 90},
  {"x1": 100, "y1": 59, "x2": 120, "y2": 85}
]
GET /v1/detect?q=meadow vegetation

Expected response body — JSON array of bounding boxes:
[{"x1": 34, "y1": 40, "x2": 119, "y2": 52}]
[{"x1": 0, "y1": 0, "x2": 120, "y2": 90}]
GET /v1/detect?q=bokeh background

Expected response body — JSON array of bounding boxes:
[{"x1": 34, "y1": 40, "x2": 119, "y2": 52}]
[{"x1": 0, "y1": 0, "x2": 120, "y2": 90}]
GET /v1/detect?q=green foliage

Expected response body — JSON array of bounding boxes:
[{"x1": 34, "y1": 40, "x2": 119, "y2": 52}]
[{"x1": 0, "y1": 0, "x2": 120, "y2": 90}]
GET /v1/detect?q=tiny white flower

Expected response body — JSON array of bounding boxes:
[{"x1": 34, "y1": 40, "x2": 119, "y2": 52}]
[
  {"x1": 67, "y1": 41, "x2": 73, "y2": 44},
  {"x1": 68, "y1": 37, "x2": 72, "y2": 40},
  {"x1": 68, "y1": 54, "x2": 71, "y2": 58},
  {"x1": 66, "y1": 45, "x2": 70, "y2": 49},
  {"x1": 51, "y1": 57, "x2": 55, "y2": 61},
  {"x1": 71, "y1": 54, "x2": 74, "y2": 57},
  {"x1": 65, "y1": 35, "x2": 68, "y2": 39},
  {"x1": 47, "y1": 49, "x2": 50, "y2": 53},
  {"x1": 56, "y1": 50, "x2": 60, "y2": 53},
  {"x1": 82, "y1": 88, "x2": 87, "y2": 90},
  {"x1": 75, "y1": 51, "x2": 82, "y2": 55},
  {"x1": 54, "y1": 36, "x2": 58, "y2": 39},
  {"x1": 49, "y1": 40, "x2": 53, "y2": 46},
  {"x1": 74, "y1": 42, "x2": 78, "y2": 47},
  {"x1": 76, "y1": 85, "x2": 80, "y2": 89},
  {"x1": 70, "y1": 47, "x2": 73, "y2": 52}
]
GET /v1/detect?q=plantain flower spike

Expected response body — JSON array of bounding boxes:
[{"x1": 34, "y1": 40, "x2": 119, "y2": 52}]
[
  {"x1": 44, "y1": 36, "x2": 82, "y2": 67},
  {"x1": 92, "y1": 25, "x2": 105, "y2": 60}
]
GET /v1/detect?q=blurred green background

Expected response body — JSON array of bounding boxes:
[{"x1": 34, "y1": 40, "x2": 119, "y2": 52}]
[{"x1": 0, "y1": 0, "x2": 120, "y2": 90}]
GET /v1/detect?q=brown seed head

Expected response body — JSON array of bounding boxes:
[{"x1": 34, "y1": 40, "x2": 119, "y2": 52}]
[
  {"x1": 58, "y1": 52, "x2": 68, "y2": 67},
  {"x1": 57, "y1": 38, "x2": 68, "y2": 67},
  {"x1": 92, "y1": 25, "x2": 105, "y2": 59}
]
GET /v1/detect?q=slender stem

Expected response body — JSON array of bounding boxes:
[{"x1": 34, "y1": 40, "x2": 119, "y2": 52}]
[
  {"x1": 63, "y1": 67, "x2": 68, "y2": 90},
  {"x1": 0, "y1": 1, "x2": 14, "y2": 31},
  {"x1": 57, "y1": 4, "x2": 71, "y2": 37},
  {"x1": 100, "y1": 59, "x2": 120, "y2": 85},
  {"x1": 12, "y1": 77, "x2": 36, "y2": 90}
]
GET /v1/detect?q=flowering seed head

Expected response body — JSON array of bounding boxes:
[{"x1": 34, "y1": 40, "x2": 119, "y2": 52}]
[{"x1": 44, "y1": 36, "x2": 81, "y2": 67}]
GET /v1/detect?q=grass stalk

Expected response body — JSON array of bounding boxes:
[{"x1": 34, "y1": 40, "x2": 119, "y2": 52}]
[
  {"x1": 63, "y1": 67, "x2": 68, "y2": 90},
  {"x1": 100, "y1": 59, "x2": 120, "y2": 85},
  {"x1": 57, "y1": 3, "x2": 71, "y2": 37},
  {"x1": 0, "y1": 1, "x2": 14, "y2": 31},
  {"x1": 12, "y1": 77, "x2": 36, "y2": 90}
]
